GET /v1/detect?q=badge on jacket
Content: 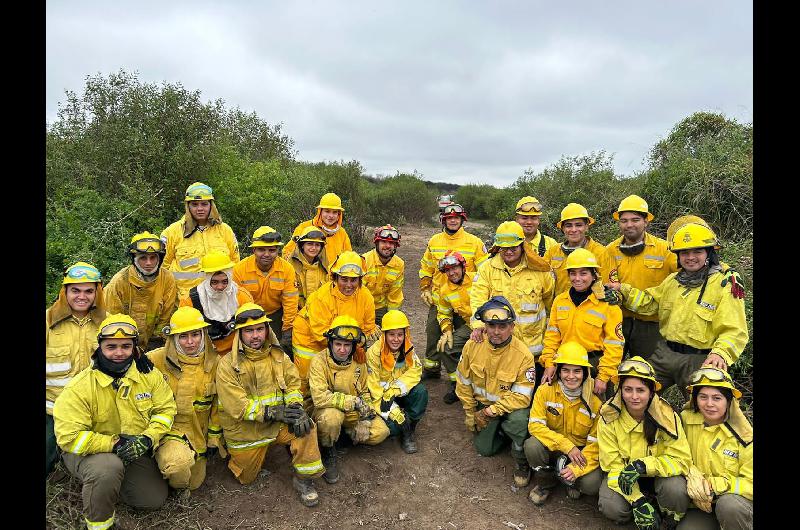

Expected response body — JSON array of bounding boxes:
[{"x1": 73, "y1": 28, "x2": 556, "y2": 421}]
[{"x1": 525, "y1": 367, "x2": 536, "y2": 383}]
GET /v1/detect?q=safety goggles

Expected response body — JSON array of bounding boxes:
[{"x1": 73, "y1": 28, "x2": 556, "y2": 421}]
[
  {"x1": 480, "y1": 307, "x2": 513, "y2": 322},
  {"x1": 438, "y1": 255, "x2": 463, "y2": 270},
  {"x1": 336, "y1": 263, "x2": 364, "y2": 276},
  {"x1": 688, "y1": 367, "x2": 734, "y2": 386},
  {"x1": 64, "y1": 264, "x2": 102, "y2": 282},
  {"x1": 329, "y1": 325, "x2": 362, "y2": 340},
  {"x1": 441, "y1": 204, "x2": 465, "y2": 215},
  {"x1": 493, "y1": 233, "x2": 525, "y2": 247},
  {"x1": 130, "y1": 238, "x2": 165, "y2": 253},
  {"x1": 234, "y1": 308, "x2": 266, "y2": 327},
  {"x1": 185, "y1": 184, "x2": 214, "y2": 199},
  {"x1": 617, "y1": 359, "x2": 656, "y2": 379},
  {"x1": 299, "y1": 230, "x2": 326, "y2": 242},
  {"x1": 377, "y1": 228, "x2": 400, "y2": 241},
  {"x1": 516, "y1": 201, "x2": 542, "y2": 214},
  {"x1": 99, "y1": 322, "x2": 138, "y2": 339},
  {"x1": 253, "y1": 231, "x2": 282, "y2": 244}
]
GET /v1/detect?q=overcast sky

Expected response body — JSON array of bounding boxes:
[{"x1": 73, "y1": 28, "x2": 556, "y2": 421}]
[{"x1": 46, "y1": 1, "x2": 752, "y2": 186}]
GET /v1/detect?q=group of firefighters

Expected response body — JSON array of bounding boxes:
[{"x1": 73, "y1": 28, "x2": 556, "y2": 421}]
[{"x1": 46, "y1": 182, "x2": 752, "y2": 530}]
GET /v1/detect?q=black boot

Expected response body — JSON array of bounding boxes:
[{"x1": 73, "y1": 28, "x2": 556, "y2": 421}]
[
  {"x1": 399, "y1": 421, "x2": 418, "y2": 454},
  {"x1": 321, "y1": 444, "x2": 339, "y2": 484},
  {"x1": 442, "y1": 381, "x2": 459, "y2": 404},
  {"x1": 421, "y1": 368, "x2": 441, "y2": 380}
]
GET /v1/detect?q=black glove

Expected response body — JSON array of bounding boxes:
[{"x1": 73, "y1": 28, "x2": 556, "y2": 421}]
[
  {"x1": 603, "y1": 286, "x2": 622, "y2": 306},
  {"x1": 380, "y1": 397, "x2": 394, "y2": 413},
  {"x1": 631, "y1": 496, "x2": 661, "y2": 530},
  {"x1": 113, "y1": 434, "x2": 152, "y2": 464},
  {"x1": 280, "y1": 328, "x2": 293, "y2": 349},
  {"x1": 288, "y1": 406, "x2": 313, "y2": 437},
  {"x1": 618, "y1": 460, "x2": 647, "y2": 495},
  {"x1": 264, "y1": 404, "x2": 288, "y2": 423}
]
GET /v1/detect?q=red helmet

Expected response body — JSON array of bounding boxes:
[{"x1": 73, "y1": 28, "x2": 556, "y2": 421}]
[
  {"x1": 437, "y1": 250, "x2": 467, "y2": 272},
  {"x1": 374, "y1": 224, "x2": 401, "y2": 246},
  {"x1": 439, "y1": 203, "x2": 468, "y2": 223}
]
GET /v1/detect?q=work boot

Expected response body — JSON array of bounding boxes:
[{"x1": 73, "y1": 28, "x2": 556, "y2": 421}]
[
  {"x1": 528, "y1": 484, "x2": 551, "y2": 506},
  {"x1": 399, "y1": 421, "x2": 418, "y2": 454},
  {"x1": 320, "y1": 445, "x2": 339, "y2": 484},
  {"x1": 442, "y1": 381, "x2": 459, "y2": 404},
  {"x1": 421, "y1": 368, "x2": 441, "y2": 380},
  {"x1": 292, "y1": 476, "x2": 320, "y2": 507},
  {"x1": 566, "y1": 485, "x2": 581, "y2": 500},
  {"x1": 511, "y1": 449, "x2": 531, "y2": 487}
]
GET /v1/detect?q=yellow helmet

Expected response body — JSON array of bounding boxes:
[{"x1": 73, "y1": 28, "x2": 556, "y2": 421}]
[
  {"x1": 515, "y1": 196, "x2": 543, "y2": 216},
  {"x1": 98, "y1": 314, "x2": 139, "y2": 341},
  {"x1": 553, "y1": 341, "x2": 592, "y2": 368},
  {"x1": 381, "y1": 310, "x2": 410, "y2": 331},
  {"x1": 128, "y1": 231, "x2": 166, "y2": 255},
  {"x1": 324, "y1": 315, "x2": 364, "y2": 342},
  {"x1": 184, "y1": 182, "x2": 214, "y2": 202},
  {"x1": 62, "y1": 261, "x2": 102, "y2": 285},
  {"x1": 564, "y1": 248, "x2": 599, "y2": 269},
  {"x1": 330, "y1": 251, "x2": 365, "y2": 277},
  {"x1": 493, "y1": 221, "x2": 526, "y2": 248},
  {"x1": 296, "y1": 225, "x2": 327, "y2": 245},
  {"x1": 317, "y1": 192, "x2": 344, "y2": 211},
  {"x1": 685, "y1": 367, "x2": 742, "y2": 399},
  {"x1": 556, "y1": 203, "x2": 595, "y2": 229},
  {"x1": 200, "y1": 250, "x2": 235, "y2": 273},
  {"x1": 250, "y1": 226, "x2": 283, "y2": 248},
  {"x1": 165, "y1": 306, "x2": 209, "y2": 335},
  {"x1": 233, "y1": 302, "x2": 271, "y2": 330},
  {"x1": 670, "y1": 223, "x2": 721, "y2": 253},
  {"x1": 611, "y1": 356, "x2": 662, "y2": 391},
  {"x1": 613, "y1": 195, "x2": 654, "y2": 221},
  {"x1": 666, "y1": 215, "x2": 711, "y2": 246}
]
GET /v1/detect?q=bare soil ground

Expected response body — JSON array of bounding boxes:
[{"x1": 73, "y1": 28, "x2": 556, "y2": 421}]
[{"x1": 47, "y1": 220, "x2": 633, "y2": 530}]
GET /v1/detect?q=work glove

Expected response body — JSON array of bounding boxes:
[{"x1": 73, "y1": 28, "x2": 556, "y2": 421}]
[
  {"x1": 465, "y1": 415, "x2": 477, "y2": 433},
  {"x1": 420, "y1": 290, "x2": 434, "y2": 307},
  {"x1": 686, "y1": 466, "x2": 714, "y2": 513},
  {"x1": 280, "y1": 328, "x2": 293, "y2": 349},
  {"x1": 264, "y1": 404, "x2": 290, "y2": 424},
  {"x1": 286, "y1": 404, "x2": 313, "y2": 437},
  {"x1": 618, "y1": 460, "x2": 647, "y2": 495},
  {"x1": 436, "y1": 330, "x2": 454, "y2": 353},
  {"x1": 354, "y1": 397, "x2": 375, "y2": 420},
  {"x1": 387, "y1": 404, "x2": 406, "y2": 424},
  {"x1": 352, "y1": 419, "x2": 372, "y2": 444},
  {"x1": 602, "y1": 286, "x2": 622, "y2": 305},
  {"x1": 631, "y1": 496, "x2": 661, "y2": 530},
  {"x1": 113, "y1": 434, "x2": 152, "y2": 464},
  {"x1": 474, "y1": 407, "x2": 492, "y2": 431},
  {"x1": 365, "y1": 327, "x2": 382, "y2": 349},
  {"x1": 720, "y1": 270, "x2": 745, "y2": 299},
  {"x1": 383, "y1": 386, "x2": 401, "y2": 401}
]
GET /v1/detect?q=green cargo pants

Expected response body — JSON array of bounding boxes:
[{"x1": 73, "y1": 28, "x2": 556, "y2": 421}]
[
  {"x1": 439, "y1": 316, "x2": 471, "y2": 382},
  {"x1": 598, "y1": 474, "x2": 689, "y2": 525},
  {"x1": 621, "y1": 317, "x2": 662, "y2": 360},
  {"x1": 650, "y1": 339, "x2": 707, "y2": 399},
  {"x1": 523, "y1": 435, "x2": 601, "y2": 494},
  {"x1": 473, "y1": 407, "x2": 530, "y2": 457},
  {"x1": 423, "y1": 304, "x2": 443, "y2": 373},
  {"x1": 679, "y1": 494, "x2": 753, "y2": 530},
  {"x1": 385, "y1": 383, "x2": 429, "y2": 437}
]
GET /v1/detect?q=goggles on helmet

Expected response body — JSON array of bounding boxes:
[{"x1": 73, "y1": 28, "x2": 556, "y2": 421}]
[
  {"x1": 438, "y1": 255, "x2": 463, "y2": 271},
  {"x1": 688, "y1": 367, "x2": 734, "y2": 386},
  {"x1": 480, "y1": 307, "x2": 513, "y2": 322},
  {"x1": 516, "y1": 201, "x2": 542, "y2": 214},
  {"x1": 99, "y1": 322, "x2": 138, "y2": 339},
  {"x1": 336, "y1": 263, "x2": 364, "y2": 276},
  {"x1": 65, "y1": 264, "x2": 102, "y2": 282},
  {"x1": 130, "y1": 238, "x2": 165, "y2": 254},
  {"x1": 253, "y1": 231, "x2": 282, "y2": 244},
  {"x1": 493, "y1": 232, "x2": 525, "y2": 247},
  {"x1": 299, "y1": 230, "x2": 326, "y2": 242},
  {"x1": 441, "y1": 204, "x2": 465, "y2": 215},
  {"x1": 185, "y1": 184, "x2": 214, "y2": 200},
  {"x1": 377, "y1": 228, "x2": 400, "y2": 241},
  {"x1": 327, "y1": 325, "x2": 362, "y2": 341},
  {"x1": 234, "y1": 308, "x2": 267, "y2": 327},
  {"x1": 617, "y1": 358, "x2": 656, "y2": 379}
]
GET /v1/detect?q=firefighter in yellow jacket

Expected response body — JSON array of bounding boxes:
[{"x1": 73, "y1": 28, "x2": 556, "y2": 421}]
[
  {"x1": 216, "y1": 303, "x2": 325, "y2": 506},
  {"x1": 679, "y1": 367, "x2": 752, "y2": 530},
  {"x1": 283, "y1": 192, "x2": 352, "y2": 265},
  {"x1": 420, "y1": 203, "x2": 488, "y2": 379},
  {"x1": 514, "y1": 196, "x2": 558, "y2": 257},
  {"x1": 105, "y1": 231, "x2": 178, "y2": 350},
  {"x1": 470, "y1": 221, "x2": 555, "y2": 367},
  {"x1": 233, "y1": 226, "x2": 299, "y2": 353},
  {"x1": 597, "y1": 357, "x2": 691, "y2": 529},
  {"x1": 615, "y1": 222, "x2": 748, "y2": 397},
  {"x1": 46, "y1": 261, "x2": 107, "y2": 476},
  {"x1": 288, "y1": 226, "x2": 329, "y2": 309},
  {"x1": 456, "y1": 297, "x2": 537, "y2": 487},
  {"x1": 362, "y1": 224, "x2": 405, "y2": 324},
  {"x1": 161, "y1": 182, "x2": 240, "y2": 299},
  {"x1": 310, "y1": 317, "x2": 389, "y2": 483},
  {"x1": 539, "y1": 248, "x2": 624, "y2": 400},
  {"x1": 524, "y1": 342, "x2": 603, "y2": 505},
  {"x1": 366, "y1": 310, "x2": 428, "y2": 454},
  {"x1": 147, "y1": 307, "x2": 222, "y2": 495},
  {"x1": 544, "y1": 202, "x2": 617, "y2": 296},
  {"x1": 53, "y1": 314, "x2": 176, "y2": 530},
  {"x1": 605, "y1": 195, "x2": 678, "y2": 359},
  {"x1": 292, "y1": 251, "x2": 380, "y2": 395}
]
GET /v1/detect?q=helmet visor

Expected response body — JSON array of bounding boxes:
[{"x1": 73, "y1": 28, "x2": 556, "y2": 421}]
[
  {"x1": 131, "y1": 238, "x2": 165, "y2": 253},
  {"x1": 437, "y1": 255, "x2": 463, "y2": 271},
  {"x1": 65, "y1": 264, "x2": 102, "y2": 282},
  {"x1": 253, "y1": 231, "x2": 283, "y2": 245},
  {"x1": 617, "y1": 359, "x2": 656, "y2": 379},
  {"x1": 516, "y1": 201, "x2": 542, "y2": 214},
  {"x1": 234, "y1": 308, "x2": 267, "y2": 327},
  {"x1": 377, "y1": 228, "x2": 400, "y2": 241},
  {"x1": 494, "y1": 233, "x2": 524, "y2": 247},
  {"x1": 330, "y1": 325, "x2": 362, "y2": 341},
  {"x1": 480, "y1": 307, "x2": 512, "y2": 322},
  {"x1": 299, "y1": 230, "x2": 326, "y2": 242},
  {"x1": 441, "y1": 204, "x2": 465, "y2": 215},
  {"x1": 688, "y1": 367, "x2": 733, "y2": 386},
  {"x1": 336, "y1": 263, "x2": 364, "y2": 276},
  {"x1": 185, "y1": 184, "x2": 213, "y2": 200},
  {"x1": 99, "y1": 322, "x2": 138, "y2": 339}
]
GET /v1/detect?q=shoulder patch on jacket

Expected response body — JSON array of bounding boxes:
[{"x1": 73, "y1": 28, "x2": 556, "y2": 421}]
[
  {"x1": 722, "y1": 449, "x2": 739, "y2": 459},
  {"x1": 525, "y1": 367, "x2": 537, "y2": 383},
  {"x1": 615, "y1": 323, "x2": 624, "y2": 340},
  {"x1": 135, "y1": 392, "x2": 152, "y2": 400}
]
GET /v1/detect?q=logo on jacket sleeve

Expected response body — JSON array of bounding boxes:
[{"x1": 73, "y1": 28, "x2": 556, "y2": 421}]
[
  {"x1": 525, "y1": 367, "x2": 537, "y2": 383},
  {"x1": 135, "y1": 392, "x2": 152, "y2": 400},
  {"x1": 616, "y1": 323, "x2": 624, "y2": 340}
]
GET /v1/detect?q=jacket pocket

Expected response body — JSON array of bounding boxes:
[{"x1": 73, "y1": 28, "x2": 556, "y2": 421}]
[
  {"x1": 688, "y1": 305, "x2": 715, "y2": 343},
  {"x1": 45, "y1": 346, "x2": 72, "y2": 377}
]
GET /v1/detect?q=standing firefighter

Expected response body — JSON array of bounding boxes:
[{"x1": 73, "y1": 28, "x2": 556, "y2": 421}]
[
  {"x1": 419, "y1": 203, "x2": 488, "y2": 379},
  {"x1": 362, "y1": 224, "x2": 405, "y2": 325},
  {"x1": 46, "y1": 261, "x2": 107, "y2": 475},
  {"x1": 366, "y1": 310, "x2": 428, "y2": 454},
  {"x1": 283, "y1": 192, "x2": 352, "y2": 265},
  {"x1": 288, "y1": 226, "x2": 330, "y2": 310},
  {"x1": 53, "y1": 314, "x2": 176, "y2": 530},
  {"x1": 310, "y1": 317, "x2": 389, "y2": 484},
  {"x1": 215, "y1": 303, "x2": 324, "y2": 506},
  {"x1": 148, "y1": 307, "x2": 222, "y2": 495},
  {"x1": 456, "y1": 297, "x2": 537, "y2": 488},
  {"x1": 513, "y1": 196, "x2": 557, "y2": 257},
  {"x1": 605, "y1": 196, "x2": 678, "y2": 359},
  {"x1": 233, "y1": 226, "x2": 299, "y2": 354},
  {"x1": 105, "y1": 231, "x2": 178, "y2": 350},
  {"x1": 161, "y1": 182, "x2": 240, "y2": 299}
]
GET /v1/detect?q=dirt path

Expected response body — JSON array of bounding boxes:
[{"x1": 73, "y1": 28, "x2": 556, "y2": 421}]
[{"x1": 47, "y1": 220, "x2": 632, "y2": 530}]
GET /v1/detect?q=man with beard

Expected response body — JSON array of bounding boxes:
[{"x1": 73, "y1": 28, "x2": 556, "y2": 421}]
[{"x1": 362, "y1": 224, "x2": 405, "y2": 325}]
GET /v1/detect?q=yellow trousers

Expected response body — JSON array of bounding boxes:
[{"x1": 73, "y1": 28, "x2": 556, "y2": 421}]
[
  {"x1": 154, "y1": 438, "x2": 207, "y2": 490},
  {"x1": 313, "y1": 408, "x2": 389, "y2": 447}
]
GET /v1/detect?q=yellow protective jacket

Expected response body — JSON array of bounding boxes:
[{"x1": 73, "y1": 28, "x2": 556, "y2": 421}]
[
  {"x1": 620, "y1": 270, "x2": 748, "y2": 365},
  {"x1": 233, "y1": 255, "x2": 299, "y2": 331},
  {"x1": 545, "y1": 237, "x2": 616, "y2": 296},
  {"x1": 365, "y1": 330, "x2": 422, "y2": 411},
  {"x1": 540, "y1": 290, "x2": 624, "y2": 383},
  {"x1": 46, "y1": 287, "x2": 106, "y2": 414},
  {"x1": 288, "y1": 247, "x2": 329, "y2": 310},
  {"x1": 455, "y1": 336, "x2": 536, "y2": 423},
  {"x1": 419, "y1": 227, "x2": 488, "y2": 296},
  {"x1": 53, "y1": 362, "x2": 176, "y2": 455},
  {"x1": 309, "y1": 352, "x2": 372, "y2": 412},
  {"x1": 215, "y1": 332, "x2": 304, "y2": 450},
  {"x1": 104, "y1": 265, "x2": 179, "y2": 346},
  {"x1": 147, "y1": 336, "x2": 222, "y2": 456},
  {"x1": 161, "y1": 212, "x2": 240, "y2": 298},
  {"x1": 680, "y1": 406, "x2": 753, "y2": 501},
  {"x1": 361, "y1": 249, "x2": 405, "y2": 311},
  {"x1": 525, "y1": 231, "x2": 558, "y2": 258},
  {"x1": 180, "y1": 289, "x2": 254, "y2": 356},
  {"x1": 606, "y1": 232, "x2": 679, "y2": 322},
  {"x1": 283, "y1": 217, "x2": 352, "y2": 266},
  {"x1": 436, "y1": 274, "x2": 474, "y2": 332},
  {"x1": 292, "y1": 282, "x2": 376, "y2": 381},
  {"x1": 469, "y1": 254, "x2": 555, "y2": 358},
  {"x1": 528, "y1": 379, "x2": 602, "y2": 479},
  {"x1": 598, "y1": 392, "x2": 692, "y2": 503}
]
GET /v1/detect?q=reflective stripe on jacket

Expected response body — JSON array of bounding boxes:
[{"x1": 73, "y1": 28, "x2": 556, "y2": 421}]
[
  {"x1": 365, "y1": 337, "x2": 423, "y2": 411},
  {"x1": 419, "y1": 228, "x2": 488, "y2": 293},
  {"x1": 436, "y1": 274, "x2": 473, "y2": 332},
  {"x1": 233, "y1": 255, "x2": 299, "y2": 331},
  {"x1": 362, "y1": 249, "x2": 404, "y2": 310},
  {"x1": 544, "y1": 237, "x2": 616, "y2": 296},
  {"x1": 309, "y1": 352, "x2": 371, "y2": 411}
]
